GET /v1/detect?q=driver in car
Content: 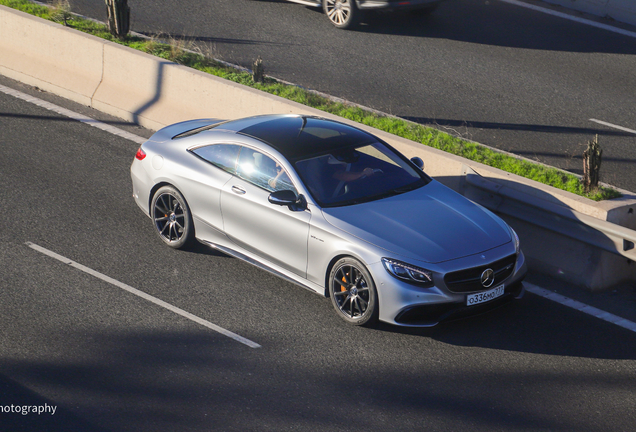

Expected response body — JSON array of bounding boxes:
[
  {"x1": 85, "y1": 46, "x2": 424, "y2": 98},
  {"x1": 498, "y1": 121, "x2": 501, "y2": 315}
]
[{"x1": 268, "y1": 162, "x2": 292, "y2": 190}]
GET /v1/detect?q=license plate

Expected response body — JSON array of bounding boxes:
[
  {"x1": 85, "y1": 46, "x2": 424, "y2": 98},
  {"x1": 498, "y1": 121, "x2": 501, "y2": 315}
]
[{"x1": 466, "y1": 284, "x2": 505, "y2": 306}]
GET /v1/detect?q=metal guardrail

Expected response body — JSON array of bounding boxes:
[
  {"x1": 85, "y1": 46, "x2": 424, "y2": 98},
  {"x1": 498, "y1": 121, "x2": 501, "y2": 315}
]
[{"x1": 459, "y1": 165, "x2": 636, "y2": 262}]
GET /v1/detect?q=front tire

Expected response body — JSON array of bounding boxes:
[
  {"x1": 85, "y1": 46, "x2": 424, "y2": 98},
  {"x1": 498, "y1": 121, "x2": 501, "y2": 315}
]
[
  {"x1": 323, "y1": 0, "x2": 360, "y2": 30},
  {"x1": 151, "y1": 186, "x2": 195, "y2": 249},
  {"x1": 329, "y1": 257, "x2": 379, "y2": 326}
]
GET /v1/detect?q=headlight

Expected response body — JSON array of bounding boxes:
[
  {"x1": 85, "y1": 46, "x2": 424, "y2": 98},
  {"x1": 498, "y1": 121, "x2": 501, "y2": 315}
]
[
  {"x1": 509, "y1": 226, "x2": 520, "y2": 254},
  {"x1": 382, "y1": 258, "x2": 434, "y2": 287}
]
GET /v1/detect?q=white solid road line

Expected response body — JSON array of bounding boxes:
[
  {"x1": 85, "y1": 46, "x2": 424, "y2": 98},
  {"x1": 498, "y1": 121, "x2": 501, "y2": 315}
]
[
  {"x1": 26, "y1": 242, "x2": 262, "y2": 349},
  {"x1": 525, "y1": 283, "x2": 636, "y2": 333},
  {"x1": 0, "y1": 83, "x2": 147, "y2": 144},
  {"x1": 500, "y1": 0, "x2": 636, "y2": 39},
  {"x1": 589, "y1": 118, "x2": 636, "y2": 135}
]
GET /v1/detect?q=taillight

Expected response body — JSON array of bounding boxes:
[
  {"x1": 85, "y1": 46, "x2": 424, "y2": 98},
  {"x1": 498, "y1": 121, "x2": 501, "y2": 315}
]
[{"x1": 135, "y1": 147, "x2": 147, "y2": 160}]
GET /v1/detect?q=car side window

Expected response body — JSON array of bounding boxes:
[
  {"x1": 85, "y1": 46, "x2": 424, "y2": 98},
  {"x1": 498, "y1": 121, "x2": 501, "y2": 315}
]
[
  {"x1": 191, "y1": 144, "x2": 241, "y2": 173},
  {"x1": 236, "y1": 148, "x2": 296, "y2": 194}
]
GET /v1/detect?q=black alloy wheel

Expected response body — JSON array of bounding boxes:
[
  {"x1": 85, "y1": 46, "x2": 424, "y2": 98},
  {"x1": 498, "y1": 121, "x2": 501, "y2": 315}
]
[
  {"x1": 329, "y1": 257, "x2": 379, "y2": 326},
  {"x1": 151, "y1": 186, "x2": 195, "y2": 249}
]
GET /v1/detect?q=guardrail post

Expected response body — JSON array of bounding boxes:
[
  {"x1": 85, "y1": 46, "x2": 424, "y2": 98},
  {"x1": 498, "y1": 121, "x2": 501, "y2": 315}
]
[
  {"x1": 105, "y1": 0, "x2": 130, "y2": 40},
  {"x1": 52, "y1": 0, "x2": 72, "y2": 26},
  {"x1": 252, "y1": 56, "x2": 264, "y2": 83},
  {"x1": 583, "y1": 134, "x2": 602, "y2": 192}
]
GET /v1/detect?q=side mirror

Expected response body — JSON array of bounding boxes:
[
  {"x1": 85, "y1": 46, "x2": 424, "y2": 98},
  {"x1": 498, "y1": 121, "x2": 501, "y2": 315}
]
[
  {"x1": 410, "y1": 156, "x2": 424, "y2": 170},
  {"x1": 268, "y1": 190, "x2": 307, "y2": 211}
]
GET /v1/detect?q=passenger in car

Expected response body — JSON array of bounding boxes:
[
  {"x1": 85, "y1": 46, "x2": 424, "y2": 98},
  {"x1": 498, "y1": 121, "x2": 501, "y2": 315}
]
[{"x1": 268, "y1": 162, "x2": 291, "y2": 190}]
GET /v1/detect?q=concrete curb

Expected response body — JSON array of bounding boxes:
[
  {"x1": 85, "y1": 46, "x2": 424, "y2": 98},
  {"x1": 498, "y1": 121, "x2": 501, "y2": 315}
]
[{"x1": 1, "y1": 5, "x2": 635, "y2": 289}]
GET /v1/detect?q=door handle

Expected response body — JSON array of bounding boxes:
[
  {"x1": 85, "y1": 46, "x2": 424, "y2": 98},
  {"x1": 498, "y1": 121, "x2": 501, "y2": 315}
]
[{"x1": 231, "y1": 185, "x2": 246, "y2": 195}]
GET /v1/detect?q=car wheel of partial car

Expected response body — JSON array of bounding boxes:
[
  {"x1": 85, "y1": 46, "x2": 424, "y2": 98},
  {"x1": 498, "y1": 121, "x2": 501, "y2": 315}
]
[
  {"x1": 323, "y1": 0, "x2": 359, "y2": 29},
  {"x1": 329, "y1": 257, "x2": 379, "y2": 326},
  {"x1": 151, "y1": 186, "x2": 195, "y2": 249}
]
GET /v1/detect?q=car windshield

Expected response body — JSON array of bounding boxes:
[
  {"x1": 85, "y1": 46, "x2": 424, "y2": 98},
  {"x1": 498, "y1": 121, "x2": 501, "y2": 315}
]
[{"x1": 294, "y1": 141, "x2": 430, "y2": 207}]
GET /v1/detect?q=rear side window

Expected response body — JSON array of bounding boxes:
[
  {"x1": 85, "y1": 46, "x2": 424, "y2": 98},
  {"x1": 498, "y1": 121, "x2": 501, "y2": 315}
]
[{"x1": 191, "y1": 144, "x2": 241, "y2": 173}]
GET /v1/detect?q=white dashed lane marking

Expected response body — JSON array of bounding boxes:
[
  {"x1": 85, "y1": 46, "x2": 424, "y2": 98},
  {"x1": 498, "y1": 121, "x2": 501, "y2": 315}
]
[
  {"x1": 589, "y1": 119, "x2": 636, "y2": 135},
  {"x1": 500, "y1": 0, "x2": 636, "y2": 39},
  {"x1": 27, "y1": 242, "x2": 261, "y2": 349}
]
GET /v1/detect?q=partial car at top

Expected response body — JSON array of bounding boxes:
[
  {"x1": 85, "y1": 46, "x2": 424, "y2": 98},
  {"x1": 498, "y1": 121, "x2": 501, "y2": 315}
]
[
  {"x1": 131, "y1": 114, "x2": 526, "y2": 327},
  {"x1": 285, "y1": 0, "x2": 445, "y2": 29}
]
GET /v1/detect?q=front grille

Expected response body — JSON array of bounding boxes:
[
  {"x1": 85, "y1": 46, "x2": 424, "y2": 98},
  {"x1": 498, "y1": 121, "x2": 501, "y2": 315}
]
[
  {"x1": 444, "y1": 254, "x2": 517, "y2": 293},
  {"x1": 394, "y1": 281, "x2": 524, "y2": 326}
]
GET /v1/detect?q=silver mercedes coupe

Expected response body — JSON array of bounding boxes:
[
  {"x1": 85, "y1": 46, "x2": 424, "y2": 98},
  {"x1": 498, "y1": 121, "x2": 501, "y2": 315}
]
[{"x1": 131, "y1": 114, "x2": 526, "y2": 327}]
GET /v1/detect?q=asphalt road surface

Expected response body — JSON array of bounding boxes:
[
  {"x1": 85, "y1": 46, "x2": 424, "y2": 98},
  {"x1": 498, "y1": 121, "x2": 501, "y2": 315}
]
[
  {"x1": 40, "y1": 0, "x2": 636, "y2": 193},
  {"x1": 2, "y1": 75, "x2": 636, "y2": 431}
]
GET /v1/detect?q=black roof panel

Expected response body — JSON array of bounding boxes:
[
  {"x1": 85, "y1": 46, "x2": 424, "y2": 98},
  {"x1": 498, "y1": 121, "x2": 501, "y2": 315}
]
[{"x1": 236, "y1": 116, "x2": 377, "y2": 160}]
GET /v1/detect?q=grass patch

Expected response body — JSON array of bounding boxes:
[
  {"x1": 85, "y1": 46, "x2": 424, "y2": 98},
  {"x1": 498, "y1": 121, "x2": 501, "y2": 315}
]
[
  {"x1": 3, "y1": 0, "x2": 49, "y2": 16},
  {"x1": 1, "y1": 0, "x2": 621, "y2": 201}
]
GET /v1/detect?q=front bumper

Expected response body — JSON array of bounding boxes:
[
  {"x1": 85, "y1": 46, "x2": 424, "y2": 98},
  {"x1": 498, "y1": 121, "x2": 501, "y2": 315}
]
[
  {"x1": 394, "y1": 281, "x2": 525, "y2": 326},
  {"x1": 371, "y1": 246, "x2": 528, "y2": 327}
]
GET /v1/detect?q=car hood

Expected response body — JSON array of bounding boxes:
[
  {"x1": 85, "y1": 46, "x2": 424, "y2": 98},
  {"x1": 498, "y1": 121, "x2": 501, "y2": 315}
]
[{"x1": 321, "y1": 181, "x2": 512, "y2": 264}]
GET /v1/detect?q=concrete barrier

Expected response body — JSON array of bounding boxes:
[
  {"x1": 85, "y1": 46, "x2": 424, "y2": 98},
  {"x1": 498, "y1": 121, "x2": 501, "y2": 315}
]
[
  {"x1": 91, "y1": 43, "x2": 321, "y2": 131},
  {"x1": 1, "y1": 4, "x2": 635, "y2": 290},
  {"x1": 0, "y1": 7, "x2": 105, "y2": 106},
  {"x1": 460, "y1": 166, "x2": 636, "y2": 290}
]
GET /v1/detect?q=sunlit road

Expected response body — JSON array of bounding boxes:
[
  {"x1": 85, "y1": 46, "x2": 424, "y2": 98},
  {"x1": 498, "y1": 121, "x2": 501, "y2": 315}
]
[{"x1": 1, "y1": 76, "x2": 636, "y2": 431}]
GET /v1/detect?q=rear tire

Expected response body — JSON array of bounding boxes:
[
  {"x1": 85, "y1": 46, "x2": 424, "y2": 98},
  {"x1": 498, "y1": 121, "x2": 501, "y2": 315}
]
[
  {"x1": 151, "y1": 186, "x2": 195, "y2": 249},
  {"x1": 323, "y1": 0, "x2": 360, "y2": 30},
  {"x1": 329, "y1": 257, "x2": 379, "y2": 326}
]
